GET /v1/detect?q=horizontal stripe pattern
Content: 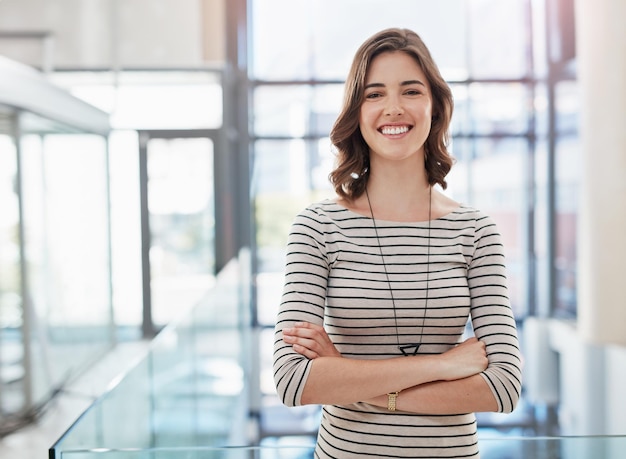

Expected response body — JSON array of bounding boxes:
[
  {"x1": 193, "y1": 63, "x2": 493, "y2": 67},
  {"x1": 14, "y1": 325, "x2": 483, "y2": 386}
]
[{"x1": 273, "y1": 200, "x2": 522, "y2": 458}]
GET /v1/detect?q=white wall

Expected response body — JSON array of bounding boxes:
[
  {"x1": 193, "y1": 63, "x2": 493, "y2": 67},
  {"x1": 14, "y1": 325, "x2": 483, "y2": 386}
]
[
  {"x1": 0, "y1": 0, "x2": 225, "y2": 70},
  {"x1": 550, "y1": 320, "x2": 626, "y2": 436},
  {"x1": 606, "y1": 345, "x2": 626, "y2": 434}
]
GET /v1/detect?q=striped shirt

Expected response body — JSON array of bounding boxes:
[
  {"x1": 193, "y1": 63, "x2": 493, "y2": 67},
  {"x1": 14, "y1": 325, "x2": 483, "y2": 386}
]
[{"x1": 273, "y1": 200, "x2": 522, "y2": 458}]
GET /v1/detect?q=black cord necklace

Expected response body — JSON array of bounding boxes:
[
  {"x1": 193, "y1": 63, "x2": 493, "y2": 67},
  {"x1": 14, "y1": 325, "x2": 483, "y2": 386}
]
[{"x1": 365, "y1": 187, "x2": 432, "y2": 356}]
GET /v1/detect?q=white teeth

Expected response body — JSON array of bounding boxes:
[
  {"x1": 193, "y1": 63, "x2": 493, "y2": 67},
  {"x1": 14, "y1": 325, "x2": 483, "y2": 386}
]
[{"x1": 381, "y1": 126, "x2": 409, "y2": 135}]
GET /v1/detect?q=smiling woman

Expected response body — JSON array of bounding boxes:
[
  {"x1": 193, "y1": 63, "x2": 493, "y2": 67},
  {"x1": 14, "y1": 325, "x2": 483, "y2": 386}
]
[{"x1": 273, "y1": 28, "x2": 522, "y2": 458}]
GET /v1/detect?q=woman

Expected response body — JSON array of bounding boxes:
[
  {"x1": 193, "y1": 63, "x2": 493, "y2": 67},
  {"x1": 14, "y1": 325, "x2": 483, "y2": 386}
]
[{"x1": 273, "y1": 28, "x2": 522, "y2": 458}]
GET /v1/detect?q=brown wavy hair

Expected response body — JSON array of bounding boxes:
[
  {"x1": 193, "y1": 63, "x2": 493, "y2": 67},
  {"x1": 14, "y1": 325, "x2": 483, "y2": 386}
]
[{"x1": 329, "y1": 28, "x2": 454, "y2": 200}]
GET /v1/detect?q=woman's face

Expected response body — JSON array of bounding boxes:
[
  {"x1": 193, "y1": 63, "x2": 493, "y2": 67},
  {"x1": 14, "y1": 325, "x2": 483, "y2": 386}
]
[{"x1": 359, "y1": 51, "x2": 433, "y2": 165}]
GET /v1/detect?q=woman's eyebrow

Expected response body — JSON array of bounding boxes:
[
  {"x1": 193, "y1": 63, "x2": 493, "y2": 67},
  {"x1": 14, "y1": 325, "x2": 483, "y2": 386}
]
[
  {"x1": 364, "y1": 79, "x2": 426, "y2": 90},
  {"x1": 401, "y1": 79, "x2": 426, "y2": 87}
]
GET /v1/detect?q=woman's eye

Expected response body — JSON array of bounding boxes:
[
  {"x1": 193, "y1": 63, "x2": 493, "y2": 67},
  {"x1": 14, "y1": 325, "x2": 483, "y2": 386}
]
[{"x1": 365, "y1": 92, "x2": 382, "y2": 99}]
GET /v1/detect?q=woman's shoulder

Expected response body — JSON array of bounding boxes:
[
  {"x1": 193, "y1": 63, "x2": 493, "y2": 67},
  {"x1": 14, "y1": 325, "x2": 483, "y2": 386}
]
[
  {"x1": 297, "y1": 198, "x2": 359, "y2": 221},
  {"x1": 441, "y1": 205, "x2": 503, "y2": 241},
  {"x1": 437, "y1": 203, "x2": 502, "y2": 233},
  {"x1": 291, "y1": 198, "x2": 375, "y2": 237}
]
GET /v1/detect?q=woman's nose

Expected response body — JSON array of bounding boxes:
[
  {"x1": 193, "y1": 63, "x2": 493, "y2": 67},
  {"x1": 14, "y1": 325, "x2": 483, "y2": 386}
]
[{"x1": 384, "y1": 97, "x2": 403, "y2": 116}]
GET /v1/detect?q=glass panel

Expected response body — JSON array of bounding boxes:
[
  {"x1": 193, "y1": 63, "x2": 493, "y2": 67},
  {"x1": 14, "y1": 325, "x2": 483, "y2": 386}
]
[
  {"x1": 553, "y1": 80, "x2": 580, "y2": 317},
  {"x1": 554, "y1": 135, "x2": 579, "y2": 317},
  {"x1": 556, "y1": 80, "x2": 579, "y2": 134},
  {"x1": 533, "y1": 139, "x2": 550, "y2": 316},
  {"x1": 20, "y1": 132, "x2": 113, "y2": 404},
  {"x1": 51, "y1": 258, "x2": 250, "y2": 454},
  {"x1": 453, "y1": 83, "x2": 533, "y2": 139},
  {"x1": 253, "y1": 85, "x2": 343, "y2": 137},
  {"x1": 252, "y1": 139, "x2": 333, "y2": 273},
  {"x1": 251, "y1": 0, "x2": 467, "y2": 80},
  {"x1": 467, "y1": 83, "x2": 532, "y2": 136},
  {"x1": 0, "y1": 132, "x2": 23, "y2": 415},
  {"x1": 49, "y1": 436, "x2": 626, "y2": 459},
  {"x1": 109, "y1": 130, "x2": 143, "y2": 335},
  {"x1": 147, "y1": 138, "x2": 216, "y2": 326},
  {"x1": 449, "y1": 84, "x2": 470, "y2": 136},
  {"x1": 468, "y1": 0, "x2": 529, "y2": 78},
  {"x1": 534, "y1": 83, "x2": 549, "y2": 137}
]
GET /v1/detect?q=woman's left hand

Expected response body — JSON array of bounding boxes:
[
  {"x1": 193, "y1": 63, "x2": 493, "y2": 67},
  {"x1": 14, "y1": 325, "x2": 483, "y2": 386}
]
[{"x1": 282, "y1": 322, "x2": 341, "y2": 359}]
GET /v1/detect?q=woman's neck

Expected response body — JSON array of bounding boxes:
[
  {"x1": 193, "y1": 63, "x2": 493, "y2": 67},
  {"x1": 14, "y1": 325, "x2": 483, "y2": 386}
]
[{"x1": 364, "y1": 179, "x2": 432, "y2": 222}]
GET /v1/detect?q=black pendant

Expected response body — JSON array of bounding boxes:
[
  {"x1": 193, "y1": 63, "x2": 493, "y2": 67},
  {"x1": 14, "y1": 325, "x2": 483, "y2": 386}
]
[{"x1": 398, "y1": 343, "x2": 421, "y2": 356}]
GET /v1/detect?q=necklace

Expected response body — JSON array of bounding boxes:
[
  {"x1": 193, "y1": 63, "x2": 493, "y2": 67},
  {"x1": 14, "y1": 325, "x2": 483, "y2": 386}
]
[{"x1": 365, "y1": 187, "x2": 432, "y2": 356}]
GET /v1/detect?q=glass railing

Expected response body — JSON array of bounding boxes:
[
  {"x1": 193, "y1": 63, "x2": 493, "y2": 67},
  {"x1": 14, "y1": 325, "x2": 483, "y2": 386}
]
[
  {"x1": 51, "y1": 436, "x2": 626, "y2": 459},
  {"x1": 50, "y1": 251, "x2": 253, "y2": 457},
  {"x1": 50, "y1": 250, "x2": 626, "y2": 459}
]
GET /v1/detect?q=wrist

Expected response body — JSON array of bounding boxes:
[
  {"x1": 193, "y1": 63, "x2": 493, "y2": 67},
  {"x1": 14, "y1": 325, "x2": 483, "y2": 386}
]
[{"x1": 387, "y1": 391, "x2": 400, "y2": 411}]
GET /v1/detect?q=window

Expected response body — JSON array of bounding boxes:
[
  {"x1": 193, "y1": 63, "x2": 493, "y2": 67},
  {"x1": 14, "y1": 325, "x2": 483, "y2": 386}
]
[{"x1": 249, "y1": 0, "x2": 577, "y2": 438}]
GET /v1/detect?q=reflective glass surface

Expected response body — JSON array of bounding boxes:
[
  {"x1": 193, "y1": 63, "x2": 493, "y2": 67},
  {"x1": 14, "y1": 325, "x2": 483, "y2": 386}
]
[
  {"x1": 251, "y1": 0, "x2": 467, "y2": 81},
  {"x1": 20, "y1": 131, "x2": 113, "y2": 404},
  {"x1": 51, "y1": 256, "x2": 252, "y2": 456},
  {"x1": 253, "y1": 85, "x2": 342, "y2": 138},
  {"x1": 0, "y1": 132, "x2": 22, "y2": 414},
  {"x1": 0, "y1": 110, "x2": 114, "y2": 420},
  {"x1": 553, "y1": 81, "x2": 579, "y2": 317},
  {"x1": 53, "y1": 436, "x2": 626, "y2": 458},
  {"x1": 146, "y1": 137, "x2": 216, "y2": 326},
  {"x1": 467, "y1": 0, "x2": 530, "y2": 78}
]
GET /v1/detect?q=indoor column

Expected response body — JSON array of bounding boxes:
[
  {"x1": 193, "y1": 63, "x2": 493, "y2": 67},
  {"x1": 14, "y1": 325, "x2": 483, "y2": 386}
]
[{"x1": 576, "y1": 0, "x2": 626, "y2": 345}]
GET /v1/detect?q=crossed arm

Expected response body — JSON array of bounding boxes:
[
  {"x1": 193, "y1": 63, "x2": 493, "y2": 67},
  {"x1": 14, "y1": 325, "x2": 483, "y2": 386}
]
[{"x1": 282, "y1": 322, "x2": 499, "y2": 414}]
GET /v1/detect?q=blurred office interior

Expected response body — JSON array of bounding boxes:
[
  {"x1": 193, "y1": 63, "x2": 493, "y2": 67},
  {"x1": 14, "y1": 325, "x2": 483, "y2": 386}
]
[{"x1": 0, "y1": 0, "x2": 625, "y2": 458}]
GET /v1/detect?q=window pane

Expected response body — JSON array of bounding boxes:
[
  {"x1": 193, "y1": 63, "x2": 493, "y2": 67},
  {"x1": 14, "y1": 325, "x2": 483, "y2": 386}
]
[
  {"x1": 554, "y1": 136, "x2": 579, "y2": 317},
  {"x1": 0, "y1": 133, "x2": 22, "y2": 414},
  {"x1": 253, "y1": 85, "x2": 343, "y2": 137},
  {"x1": 251, "y1": 0, "x2": 468, "y2": 80},
  {"x1": 146, "y1": 138, "x2": 216, "y2": 326},
  {"x1": 467, "y1": 83, "x2": 532, "y2": 136},
  {"x1": 468, "y1": 0, "x2": 529, "y2": 78},
  {"x1": 553, "y1": 81, "x2": 580, "y2": 317},
  {"x1": 556, "y1": 80, "x2": 579, "y2": 134},
  {"x1": 252, "y1": 139, "x2": 333, "y2": 325},
  {"x1": 453, "y1": 85, "x2": 533, "y2": 139},
  {"x1": 21, "y1": 132, "x2": 113, "y2": 404}
]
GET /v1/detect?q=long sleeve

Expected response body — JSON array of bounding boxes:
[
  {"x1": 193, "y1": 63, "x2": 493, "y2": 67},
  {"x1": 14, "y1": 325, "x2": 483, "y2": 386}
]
[
  {"x1": 470, "y1": 214, "x2": 523, "y2": 413},
  {"x1": 273, "y1": 208, "x2": 329, "y2": 407}
]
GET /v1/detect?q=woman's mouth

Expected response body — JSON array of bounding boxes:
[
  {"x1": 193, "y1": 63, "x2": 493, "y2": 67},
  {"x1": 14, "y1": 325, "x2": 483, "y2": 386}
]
[{"x1": 379, "y1": 125, "x2": 411, "y2": 135}]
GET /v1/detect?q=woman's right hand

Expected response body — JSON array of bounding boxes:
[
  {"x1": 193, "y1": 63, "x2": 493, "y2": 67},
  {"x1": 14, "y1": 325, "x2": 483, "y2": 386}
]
[
  {"x1": 282, "y1": 322, "x2": 342, "y2": 359},
  {"x1": 438, "y1": 337, "x2": 488, "y2": 381}
]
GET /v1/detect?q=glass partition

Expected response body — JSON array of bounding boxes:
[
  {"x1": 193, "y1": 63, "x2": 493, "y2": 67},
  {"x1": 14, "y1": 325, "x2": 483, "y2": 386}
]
[
  {"x1": 51, "y1": 254, "x2": 252, "y2": 457},
  {"x1": 0, "y1": 105, "x2": 113, "y2": 425},
  {"x1": 52, "y1": 436, "x2": 626, "y2": 459},
  {"x1": 0, "y1": 120, "x2": 23, "y2": 415}
]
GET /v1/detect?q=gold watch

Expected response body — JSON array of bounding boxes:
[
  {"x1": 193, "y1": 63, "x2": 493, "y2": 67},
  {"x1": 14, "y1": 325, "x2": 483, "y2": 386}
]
[{"x1": 387, "y1": 391, "x2": 400, "y2": 411}]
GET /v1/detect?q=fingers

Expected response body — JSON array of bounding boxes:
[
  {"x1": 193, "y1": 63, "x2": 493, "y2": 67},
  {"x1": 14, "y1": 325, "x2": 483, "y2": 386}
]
[
  {"x1": 291, "y1": 343, "x2": 319, "y2": 359},
  {"x1": 283, "y1": 322, "x2": 322, "y2": 339},
  {"x1": 282, "y1": 322, "x2": 341, "y2": 359},
  {"x1": 283, "y1": 333, "x2": 325, "y2": 358}
]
